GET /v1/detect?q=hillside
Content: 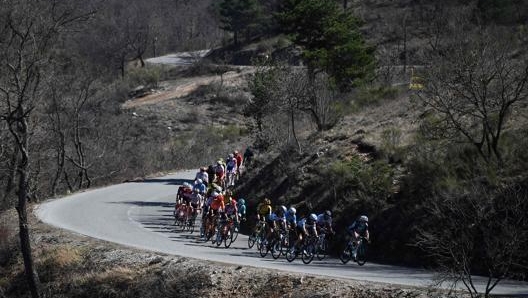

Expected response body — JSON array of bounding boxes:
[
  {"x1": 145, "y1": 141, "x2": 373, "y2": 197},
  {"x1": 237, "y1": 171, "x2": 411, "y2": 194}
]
[{"x1": 1, "y1": 0, "x2": 527, "y2": 297}]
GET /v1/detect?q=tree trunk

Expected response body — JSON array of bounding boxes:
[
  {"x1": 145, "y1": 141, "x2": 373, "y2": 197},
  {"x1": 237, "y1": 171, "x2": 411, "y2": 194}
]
[
  {"x1": 12, "y1": 117, "x2": 40, "y2": 298},
  {"x1": 3, "y1": 146, "x2": 19, "y2": 204},
  {"x1": 290, "y1": 105, "x2": 301, "y2": 153}
]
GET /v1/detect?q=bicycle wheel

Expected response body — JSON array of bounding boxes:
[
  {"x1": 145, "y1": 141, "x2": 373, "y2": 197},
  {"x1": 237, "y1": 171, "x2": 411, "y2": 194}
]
[
  {"x1": 339, "y1": 245, "x2": 352, "y2": 264},
  {"x1": 215, "y1": 231, "x2": 222, "y2": 247},
  {"x1": 259, "y1": 240, "x2": 269, "y2": 257},
  {"x1": 301, "y1": 242, "x2": 315, "y2": 264},
  {"x1": 205, "y1": 224, "x2": 214, "y2": 242},
  {"x1": 224, "y1": 230, "x2": 232, "y2": 248},
  {"x1": 230, "y1": 225, "x2": 239, "y2": 243},
  {"x1": 256, "y1": 234, "x2": 264, "y2": 251},
  {"x1": 248, "y1": 233, "x2": 256, "y2": 248},
  {"x1": 271, "y1": 240, "x2": 282, "y2": 259},
  {"x1": 316, "y1": 239, "x2": 327, "y2": 261},
  {"x1": 285, "y1": 247, "x2": 297, "y2": 262},
  {"x1": 180, "y1": 216, "x2": 188, "y2": 232},
  {"x1": 188, "y1": 218, "x2": 195, "y2": 234},
  {"x1": 356, "y1": 240, "x2": 368, "y2": 266}
]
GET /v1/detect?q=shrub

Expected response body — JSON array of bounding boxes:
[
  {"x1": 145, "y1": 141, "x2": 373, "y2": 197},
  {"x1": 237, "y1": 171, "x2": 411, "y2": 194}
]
[
  {"x1": 0, "y1": 219, "x2": 18, "y2": 267},
  {"x1": 353, "y1": 86, "x2": 400, "y2": 109},
  {"x1": 38, "y1": 246, "x2": 83, "y2": 283},
  {"x1": 126, "y1": 66, "x2": 161, "y2": 89}
]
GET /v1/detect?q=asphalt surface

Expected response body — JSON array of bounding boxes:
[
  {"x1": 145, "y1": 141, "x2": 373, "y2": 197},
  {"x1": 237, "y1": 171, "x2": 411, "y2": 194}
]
[
  {"x1": 145, "y1": 50, "x2": 211, "y2": 65},
  {"x1": 35, "y1": 171, "x2": 528, "y2": 296}
]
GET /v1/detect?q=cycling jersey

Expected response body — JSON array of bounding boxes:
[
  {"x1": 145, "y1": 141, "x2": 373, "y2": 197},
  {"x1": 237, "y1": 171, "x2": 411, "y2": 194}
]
[
  {"x1": 193, "y1": 182, "x2": 206, "y2": 194},
  {"x1": 234, "y1": 153, "x2": 243, "y2": 167},
  {"x1": 296, "y1": 218, "x2": 316, "y2": 235},
  {"x1": 210, "y1": 196, "x2": 225, "y2": 211},
  {"x1": 348, "y1": 220, "x2": 368, "y2": 236},
  {"x1": 316, "y1": 214, "x2": 332, "y2": 231},
  {"x1": 237, "y1": 203, "x2": 246, "y2": 217},
  {"x1": 257, "y1": 203, "x2": 272, "y2": 216},
  {"x1": 268, "y1": 212, "x2": 279, "y2": 221},
  {"x1": 225, "y1": 202, "x2": 238, "y2": 216},
  {"x1": 285, "y1": 212, "x2": 297, "y2": 226},
  {"x1": 190, "y1": 193, "x2": 201, "y2": 205},
  {"x1": 195, "y1": 171, "x2": 208, "y2": 183},
  {"x1": 226, "y1": 158, "x2": 237, "y2": 173}
]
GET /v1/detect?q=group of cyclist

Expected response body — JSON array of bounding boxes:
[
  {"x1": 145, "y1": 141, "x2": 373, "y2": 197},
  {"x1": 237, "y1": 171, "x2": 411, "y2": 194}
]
[
  {"x1": 174, "y1": 146, "x2": 370, "y2": 262},
  {"x1": 254, "y1": 197, "x2": 369, "y2": 261}
]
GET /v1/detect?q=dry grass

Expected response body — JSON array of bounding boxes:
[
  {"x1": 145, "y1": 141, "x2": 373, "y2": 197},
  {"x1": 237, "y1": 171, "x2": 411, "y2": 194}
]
[{"x1": 39, "y1": 246, "x2": 82, "y2": 269}]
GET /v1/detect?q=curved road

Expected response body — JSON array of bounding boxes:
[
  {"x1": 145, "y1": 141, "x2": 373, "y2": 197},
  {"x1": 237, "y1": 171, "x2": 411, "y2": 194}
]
[{"x1": 35, "y1": 171, "x2": 528, "y2": 296}]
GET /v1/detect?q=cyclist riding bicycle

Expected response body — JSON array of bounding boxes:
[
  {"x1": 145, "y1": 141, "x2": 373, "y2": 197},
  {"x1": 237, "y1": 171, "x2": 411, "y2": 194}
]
[
  {"x1": 243, "y1": 147, "x2": 254, "y2": 167},
  {"x1": 285, "y1": 207, "x2": 297, "y2": 229},
  {"x1": 214, "y1": 160, "x2": 225, "y2": 186},
  {"x1": 195, "y1": 167, "x2": 209, "y2": 187},
  {"x1": 234, "y1": 150, "x2": 243, "y2": 176},
  {"x1": 224, "y1": 197, "x2": 239, "y2": 224},
  {"x1": 225, "y1": 153, "x2": 237, "y2": 187},
  {"x1": 254, "y1": 198, "x2": 272, "y2": 234},
  {"x1": 210, "y1": 191, "x2": 225, "y2": 216},
  {"x1": 206, "y1": 164, "x2": 215, "y2": 185},
  {"x1": 316, "y1": 210, "x2": 335, "y2": 235},
  {"x1": 237, "y1": 198, "x2": 247, "y2": 221},
  {"x1": 177, "y1": 182, "x2": 193, "y2": 205},
  {"x1": 291, "y1": 213, "x2": 318, "y2": 253},
  {"x1": 346, "y1": 215, "x2": 370, "y2": 260},
  {"x1": 264, "y1": 205, "x2": 286, "y2": 244},
  {"x1": 193, "y1": 179, "x2": 206, "y2": 195}
]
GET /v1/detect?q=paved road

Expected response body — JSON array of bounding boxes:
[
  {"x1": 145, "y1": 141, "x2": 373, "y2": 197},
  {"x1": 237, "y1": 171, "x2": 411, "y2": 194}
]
[
  {"x1": 35, "y1": 171, "x2": 528, "y2": 296},
  {"x1": 145, "y1": 50, "x2": 211, "y2": 65}
]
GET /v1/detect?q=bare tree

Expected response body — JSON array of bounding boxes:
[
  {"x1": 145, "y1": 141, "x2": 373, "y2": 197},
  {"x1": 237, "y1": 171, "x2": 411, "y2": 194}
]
[
  {"x1": 0, "y1": 1, "x2": 92, "y2": 296},
  {"x1": 417, "y1": 184, "x2": 528, "y2": 298},
  {"x1": 417, "y1": 26, "x2": 528, "y2": 165}
]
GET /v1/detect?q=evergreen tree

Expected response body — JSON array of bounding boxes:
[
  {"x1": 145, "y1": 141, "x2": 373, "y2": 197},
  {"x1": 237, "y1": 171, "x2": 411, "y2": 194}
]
[
  {"x1": 217, "y1": 0, "x2": 262, "y2": 46},
  {"x1": 279, "y1": 0, "x2": 374, "y2": 90}
]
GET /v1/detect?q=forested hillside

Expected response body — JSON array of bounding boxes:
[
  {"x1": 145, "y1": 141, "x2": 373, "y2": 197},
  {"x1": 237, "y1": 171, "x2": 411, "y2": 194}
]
[{"x1": 1, "y1": 0, "x2": 528, "y2": 297}]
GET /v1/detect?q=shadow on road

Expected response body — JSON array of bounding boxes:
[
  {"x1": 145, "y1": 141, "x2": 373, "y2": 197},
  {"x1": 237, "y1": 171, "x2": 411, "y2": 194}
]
[
  {"x1": 127, "y1": 178, "x2": 194, "y2": 185},
  {"x1": 109, "y1": 201, "x2": 175, "y2": 208}
]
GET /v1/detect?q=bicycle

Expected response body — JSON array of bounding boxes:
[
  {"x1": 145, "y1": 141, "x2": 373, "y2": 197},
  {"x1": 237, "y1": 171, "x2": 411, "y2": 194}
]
[
  {"x1": 339, "y1": 236, "x2": 368, "y2": 266},
  {"x1": 174, "y1": 204, "x2": 190, "y2": 230},
  {"x1": 285, "y1": 231, "x2": 314, "y2": 263},
  {"x1": 301, "y1": 234, "x2": 319, "y2": 264},
  {"x1": 226, "y1": 171, "x2": 236, "y2": 187},
  {"x1": 202, "y1": 214, "x2": 217, "y2": 242},
  {"x1": 259, "y1": 228, "x2": 283, "y2": 259},
  {"x1": 315, "y1": 232, "x2": 330, "y2": 261},
  {"x1": 248, "y1": 220, "x2": 266, "y2": 249}
]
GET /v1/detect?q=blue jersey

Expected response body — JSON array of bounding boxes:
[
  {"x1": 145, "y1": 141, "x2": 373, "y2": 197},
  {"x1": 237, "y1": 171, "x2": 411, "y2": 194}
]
[
  {"x1": 237, "y1": 203, "x2": 246, "y2": 216},
  {"x1": 285, "y1": 212, "x2": 297, "y2": 226},
  {"x1": 348, "y1": 220, "x2": 368, "y2": 235},
  {"x1": 193, "y1": 183, "x2": 206, "y2": 194}
]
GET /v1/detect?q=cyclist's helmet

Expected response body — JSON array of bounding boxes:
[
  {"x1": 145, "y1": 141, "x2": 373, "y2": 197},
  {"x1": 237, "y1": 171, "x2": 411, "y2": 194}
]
[
  {"x1": 212, "y1": 191, "x2": 219, "y2": 197},
  {"x1": 238, "y1": 198, "x2": 245, "y2": 205},
  {"x1": 359, "y1": 215, "x2": 369, "y2": 222},
  {"x1": 264, "y1": 198, "x2": 271, "y2": 205},
  {"x1": 324, "y1": 210, "x2": 332, "y2": 219},
  {"x1": 309, "y1": 213, "x2": 317, "y2": 221},
  {"x1": 280, "y1": 205, "x2": 287, "y2": 214},
  {"x1": 288, "y1": 207, "x2": 296, "y2": 215},
  {"x1": 183, "y1": 182, "x2": 191, "y2": 188},
  {"x1": 229, "y1": 153, "x2": 234, "y2": 158},
  {"x1": 234, "y1": 150, "x2": 239, "y2": 154}
]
